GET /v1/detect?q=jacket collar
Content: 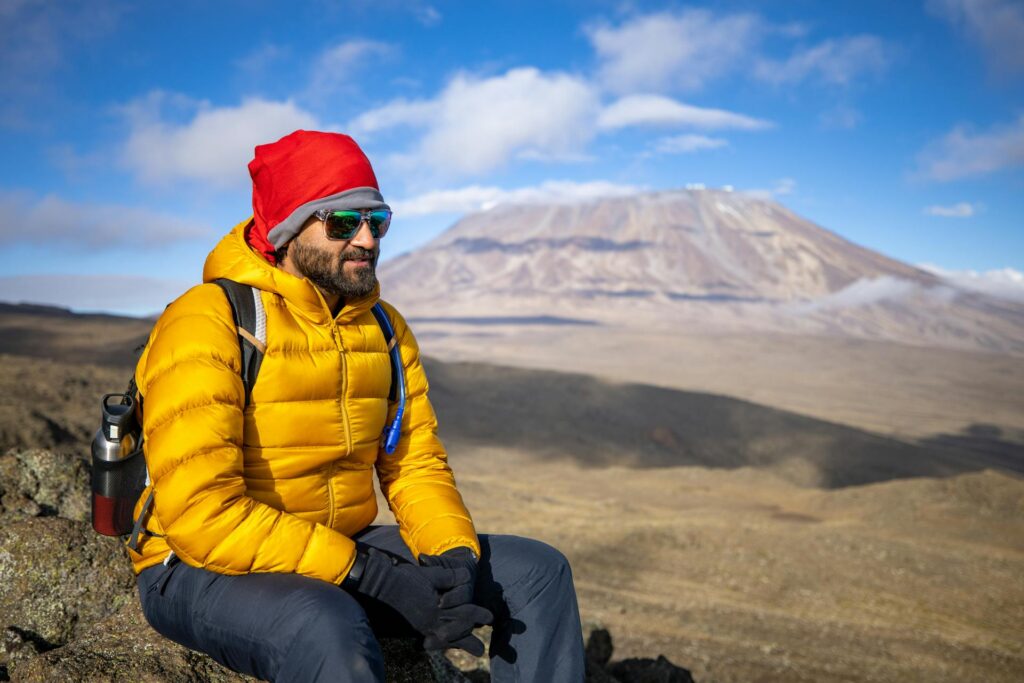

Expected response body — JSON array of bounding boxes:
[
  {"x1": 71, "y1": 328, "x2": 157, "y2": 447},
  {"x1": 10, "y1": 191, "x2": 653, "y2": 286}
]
[{"x1": 202, "y1": 218, "x2": 380, "y2": 326}]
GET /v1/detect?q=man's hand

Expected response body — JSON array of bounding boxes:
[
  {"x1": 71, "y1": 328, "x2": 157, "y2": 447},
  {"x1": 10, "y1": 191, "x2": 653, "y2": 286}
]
[
  {"x1": 419, "y1": 547, "x2": 478, "y2": 611},
  {"x1": 419, "y1": 547, "x2": 488, "y2": 655},
  {"x1": 345, "y1": 546, "x2": 492, "y2": 655}
]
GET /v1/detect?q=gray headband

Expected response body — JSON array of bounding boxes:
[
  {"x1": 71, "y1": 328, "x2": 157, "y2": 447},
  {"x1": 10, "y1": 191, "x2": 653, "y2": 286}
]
[{"x1": 267, "y1": 186, "x2": 391, "y2": 248}]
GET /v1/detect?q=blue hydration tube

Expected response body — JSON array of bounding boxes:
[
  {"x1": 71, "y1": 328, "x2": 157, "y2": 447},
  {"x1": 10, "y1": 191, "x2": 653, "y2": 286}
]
[{"x1": 371, "y1": 303, "x2": 406, "y2": 454}]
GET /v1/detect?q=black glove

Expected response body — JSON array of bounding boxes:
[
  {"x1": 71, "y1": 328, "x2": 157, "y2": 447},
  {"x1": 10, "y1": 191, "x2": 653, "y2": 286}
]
[
  {"x1": 419, "y1": 546, "x2": 479, "y2": 610},
  {"x1": 344, "y1": 546, "x2": 492, "y2": 655},
  {"x1": 419, "y1": 547, "x2": 490, "y2": 656}
]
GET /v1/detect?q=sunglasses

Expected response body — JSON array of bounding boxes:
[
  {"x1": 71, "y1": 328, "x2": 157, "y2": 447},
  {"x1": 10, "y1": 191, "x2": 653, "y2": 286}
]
[{"x1": 313, "y1": 209, "x2": 392, "y2": 240}]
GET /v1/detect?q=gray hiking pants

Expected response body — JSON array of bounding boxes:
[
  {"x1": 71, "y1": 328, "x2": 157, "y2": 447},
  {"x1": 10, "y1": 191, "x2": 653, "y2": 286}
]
[{"x1": 136, "y1": 526, "x2": 585, "y2": 682}]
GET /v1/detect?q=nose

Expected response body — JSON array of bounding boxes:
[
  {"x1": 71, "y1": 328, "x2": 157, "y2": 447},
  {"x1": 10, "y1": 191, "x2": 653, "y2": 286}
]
[{"x1": 349, "y1": 218, "x2": 378, "y2": 249}]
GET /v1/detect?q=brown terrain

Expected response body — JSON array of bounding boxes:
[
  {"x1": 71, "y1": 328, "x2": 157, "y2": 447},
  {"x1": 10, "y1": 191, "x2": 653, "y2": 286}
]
[
  {"x1": 1, "y1": 297, "x2": 1022, "y2": 682},
  {"x1": 1, "y1": 190, "x2": 1022, "y2": 681}
]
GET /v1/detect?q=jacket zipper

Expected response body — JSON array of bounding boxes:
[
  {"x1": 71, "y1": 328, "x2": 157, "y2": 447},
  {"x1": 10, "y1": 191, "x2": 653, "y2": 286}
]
[{"x1": 326, "y1": 321, "x2": 352, "y2": 529}]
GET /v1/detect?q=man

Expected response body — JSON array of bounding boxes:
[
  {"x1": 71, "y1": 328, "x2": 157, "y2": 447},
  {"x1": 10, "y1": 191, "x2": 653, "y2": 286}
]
[{"x1": 127, "y1": 130, "x2": 585, "y2": 682}]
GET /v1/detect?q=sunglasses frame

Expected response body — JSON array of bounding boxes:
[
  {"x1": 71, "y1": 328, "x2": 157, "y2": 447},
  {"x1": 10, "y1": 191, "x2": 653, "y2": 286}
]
[{"x1": 313, "y1": 208, "x2": 392, "y2": 240}]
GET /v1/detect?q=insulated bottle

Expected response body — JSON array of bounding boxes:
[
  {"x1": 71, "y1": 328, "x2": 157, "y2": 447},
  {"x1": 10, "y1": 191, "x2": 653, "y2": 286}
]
[{"x1": 91, "y1": 393, "x2": 147, "y2": 536}]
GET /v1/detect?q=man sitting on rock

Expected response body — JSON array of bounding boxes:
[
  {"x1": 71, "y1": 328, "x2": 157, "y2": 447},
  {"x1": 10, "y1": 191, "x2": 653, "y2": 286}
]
[{"x1": 127, "y1": 130, "x2": 585, "y2": 682}]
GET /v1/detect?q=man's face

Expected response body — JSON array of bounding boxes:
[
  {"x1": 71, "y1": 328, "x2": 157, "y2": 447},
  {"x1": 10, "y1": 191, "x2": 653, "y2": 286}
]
[{"x1": 286, "y1": 212, "x2": 379, "y2": 299}]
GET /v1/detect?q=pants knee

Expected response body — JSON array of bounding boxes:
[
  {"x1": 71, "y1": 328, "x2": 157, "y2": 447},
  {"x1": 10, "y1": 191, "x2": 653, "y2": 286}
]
[
  {"x1": 491, "y1": 537, "x2": 575, "y2": 612},
  {"x1": 277, "y1": 586, "x2": 384, "y2": 681}
]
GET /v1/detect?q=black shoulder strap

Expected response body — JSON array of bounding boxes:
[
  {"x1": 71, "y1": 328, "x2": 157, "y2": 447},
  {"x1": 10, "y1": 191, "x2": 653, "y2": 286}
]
[
  {"x1": 127, "y1": 279, "x2": 265, "y2": 552},
  {"x1": 212, "y1": 279, "x2": 265, "y2": 406},
  {"x1": 371, "y1": 303, "x2": 398, "y2": 402}
]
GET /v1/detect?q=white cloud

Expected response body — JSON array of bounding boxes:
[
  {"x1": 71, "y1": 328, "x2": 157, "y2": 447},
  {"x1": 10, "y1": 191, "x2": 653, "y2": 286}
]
[
  {"x1": 120, "y1": 92, "x2": 320, "y2": 187},
  {"x1": 928, "y1": 0, "x2": 1024, "y2": 74},
  {"x1": 597, "y1": 94, "x2": 771, "y2": 131},
  {"x1": 415, "y1": 5, "x2": 441, "y2": 26},
  {"x1": 754, "y1": 35, "x2": 889, "y2": 86},
  {"x1": 919, "y1": 264, "x2": 1024, "y2": 302},
  {"x1": 745, "y1": 178, "x2": 797, "y2": 200},
  {"x1": 773, "y1": 178, "x2": 797, "y2": 196},
  {"x1": 0, "y1": 191, "x2": 211, "y2": 248},
  {"x1": 306, "y1": 40, "x2": 393, "y2": 97},
  {"x1": 924, "y1": 202, "x2": 976, "y2": 217},
  {"x1": 652, "y1": 134, "x2": 729, "y2": 154},
  {"x1": 352, "y1": 68, "x2": 601, "y2": 176},
  {"x1": 795, "y1": 276, "x2": 957, "y2": 312},
  {"x1": 391, "y1": 180, "x2": 647, "y2": 217},
  {"x1": 348, "y1": 98, "x2": 439, "y2": 135},
  {"x1": 586, "y1": 9, "x2": 763, "y2": 93},
  {"x1": 0, "y1": 274, "x2": 192, "y2": 316},
  {"x1": 915, "y1": 115, "x2": 1024, "y2": 181},
  {"x1": 819, "y1": 105, "x2": 864, "y2": 130}
]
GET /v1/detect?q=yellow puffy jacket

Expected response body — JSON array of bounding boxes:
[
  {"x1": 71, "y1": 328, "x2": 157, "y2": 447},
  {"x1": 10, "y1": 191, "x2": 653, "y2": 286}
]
[{"x1": 128, "y1": 219, "x2": 479, "y2": 583}]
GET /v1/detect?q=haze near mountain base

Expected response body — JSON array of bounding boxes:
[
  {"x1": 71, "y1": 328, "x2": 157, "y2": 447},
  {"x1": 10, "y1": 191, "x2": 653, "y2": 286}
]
[{"x1": 381, "y1": 189, "x2": 1024, "y2": 356}]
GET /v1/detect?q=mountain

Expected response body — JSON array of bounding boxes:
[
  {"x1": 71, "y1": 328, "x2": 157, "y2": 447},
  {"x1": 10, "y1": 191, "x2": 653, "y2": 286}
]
[{"x1": 380, "y1": 189, "x2": 1024, "y2": 354}]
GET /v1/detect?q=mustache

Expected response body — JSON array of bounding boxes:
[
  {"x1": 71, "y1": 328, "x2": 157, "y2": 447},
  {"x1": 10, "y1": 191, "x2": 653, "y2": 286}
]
[{"x1": 340, "y1": 247, "x2": 376, "y2": 261}]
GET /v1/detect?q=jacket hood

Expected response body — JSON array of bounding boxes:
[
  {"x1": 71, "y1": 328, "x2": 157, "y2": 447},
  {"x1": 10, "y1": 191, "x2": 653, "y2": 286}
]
[{"x1": 202, "y1": 218, "x2": 380, "y2": 325}]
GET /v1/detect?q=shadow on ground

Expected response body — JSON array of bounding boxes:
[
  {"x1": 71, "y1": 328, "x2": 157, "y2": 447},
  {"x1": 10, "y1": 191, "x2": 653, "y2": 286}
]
[
  {"x1": 1, "y1": 302, "x2": 1018, "y2": 490},
  {"x1": 426, "y1": 359, "x2": 1024, "y2": 489}
]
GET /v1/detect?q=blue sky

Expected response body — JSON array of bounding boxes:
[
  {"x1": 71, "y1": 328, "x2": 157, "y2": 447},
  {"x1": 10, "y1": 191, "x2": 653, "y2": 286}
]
[{"x1": 1, "y1": 0, "x2": 1022, "y2": 314}]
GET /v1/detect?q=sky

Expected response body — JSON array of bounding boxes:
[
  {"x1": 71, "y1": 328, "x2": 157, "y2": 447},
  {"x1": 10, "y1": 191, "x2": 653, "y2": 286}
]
[{"x1": 1, "y1": 0, "x2": 1022, "y2": 315}]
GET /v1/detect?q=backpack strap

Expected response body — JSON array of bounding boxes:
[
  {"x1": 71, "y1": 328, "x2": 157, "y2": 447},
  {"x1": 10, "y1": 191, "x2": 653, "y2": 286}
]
[
  {"x1": 371, "y1": 303, "x2": 406, "y2": 453},
  {"x1": 212, "y1": 278, "x2": 266, "y2": 406},
  {"x1": 127, "y1": 280, "x2": 265, "y2": 552},
  {"x1": 371, "y1": 303, "x2": 398, "y2": 403}
]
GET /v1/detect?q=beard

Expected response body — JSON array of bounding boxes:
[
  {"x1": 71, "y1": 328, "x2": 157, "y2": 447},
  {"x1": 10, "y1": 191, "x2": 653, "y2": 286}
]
[{"x1": 289, "y1": 240, "x2": 379, "y2": 299}]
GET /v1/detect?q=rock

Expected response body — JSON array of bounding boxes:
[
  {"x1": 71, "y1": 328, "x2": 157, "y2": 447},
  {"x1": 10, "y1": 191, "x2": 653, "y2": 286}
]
[
  {"x1": 0, "y1": 449, "x2": 90, "y2": 522},
  {"x1": 0, "y1": 516, "x2": 134, "y2": 654},
  {"x1": 443, "y1": 626, "x2": 491, "y2": 678},
  {"x1": 586, "y1": 627, "x2": 614, "y2": 666},
  {"x1": 608, "y1": 655, "x2": 696, "y2": 683},
  {"x1": 8, "y1": 600, "x2": 254, "y2": 682},
  {"x1": 10, "y1": 599, "x2": 467, "y2": 683},
  {"x1": 0, "y1": 451, "x2": 695, "y2": 682}
]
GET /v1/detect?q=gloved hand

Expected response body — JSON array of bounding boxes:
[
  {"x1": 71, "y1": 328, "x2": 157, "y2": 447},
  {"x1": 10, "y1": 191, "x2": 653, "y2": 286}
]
[
  {"x1": 419, "y1": 547, "x2": 490, "y2": 656},
  {"x1": 344, "y1": 546, "x2": 492, "y2": 655},
  {"x1": 419, "y1": 547, "x2": 479, "y2": 611}
]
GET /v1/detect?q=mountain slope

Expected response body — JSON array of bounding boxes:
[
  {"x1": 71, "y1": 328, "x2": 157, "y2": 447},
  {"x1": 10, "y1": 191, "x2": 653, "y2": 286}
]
[{"x1": 380, "y1": 189, "x2": 1024, "y2": 354}]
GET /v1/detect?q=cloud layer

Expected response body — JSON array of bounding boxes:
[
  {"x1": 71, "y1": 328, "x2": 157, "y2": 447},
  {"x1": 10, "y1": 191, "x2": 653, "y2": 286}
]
[
  {"x1": 754, "y1": 35, "x2": 889, "y2": 86},
  {"x1": 587, "y1": 10, "x2": 763, "y2": 93},
  {"x1": 0, "y1": 191, "x2": 210, "y2": 248},
  {"x1": 919, "y1": 263, "x2": 1024, "y2": 301},
  {"x1": 928, "y1": 0, "x2": 1024, "y2": 74},
  {"x1": 391, "y1": 179, "x2": 647, "y2": 216},
  {"x1": 0, "y1": 273, "x2": 192, "y2": 315},
  {"x1": 597, "y1": 95, "x2": 771, "y2": 131},
  {"x1": 120, "y1": 92, "x2": 320, "y2": 187},
  {"x1": 924, "y1": 202, "x2": 976, "y2": 217},
  {"x1": 915, "y1": 115, "x2": 1024, "y2": 181}
]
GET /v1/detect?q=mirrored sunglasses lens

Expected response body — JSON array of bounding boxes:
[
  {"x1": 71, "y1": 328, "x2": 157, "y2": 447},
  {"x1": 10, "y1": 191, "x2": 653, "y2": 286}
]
[
  {"x1": 368, "y1": 211, "x2": 391, "y2": 238},
  {"x1": 324, "y1": 212, "x2": 361, "y2": 239}
]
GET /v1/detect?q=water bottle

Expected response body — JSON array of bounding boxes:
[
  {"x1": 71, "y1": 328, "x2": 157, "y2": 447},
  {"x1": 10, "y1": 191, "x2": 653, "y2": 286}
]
[{"x1": 91, "y1": 393, "x2": 147, "y2": 536}]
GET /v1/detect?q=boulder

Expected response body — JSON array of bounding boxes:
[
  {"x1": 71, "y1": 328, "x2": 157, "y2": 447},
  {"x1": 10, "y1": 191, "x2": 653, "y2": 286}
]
[
  {"x1": 0, "y1": 516, "x2": 134, "y2": 654},
  {"x1": 9, "y1": 599, "x2": 465, "y2": 683},
  {"x1": 0, "y1": 449, "x2": 90, "y2": 521},
  {"x1": 608, "y1": 655, "x2": 697, "y2": 683}
]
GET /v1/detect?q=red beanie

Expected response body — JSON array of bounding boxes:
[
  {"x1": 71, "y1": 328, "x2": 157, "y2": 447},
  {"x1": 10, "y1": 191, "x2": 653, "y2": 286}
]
[{"x1": 247, "y1": 130, "x2": 389, "y2": 263}]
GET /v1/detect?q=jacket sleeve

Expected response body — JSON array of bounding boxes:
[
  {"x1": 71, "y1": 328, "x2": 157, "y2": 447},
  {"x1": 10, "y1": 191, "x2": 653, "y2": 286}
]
[
  {"x1": 374, "y1": 302, "x2": 480, "y2": 559},
  {"x1": 136, "y1": 284, "x2": 357, "y2": 584}
]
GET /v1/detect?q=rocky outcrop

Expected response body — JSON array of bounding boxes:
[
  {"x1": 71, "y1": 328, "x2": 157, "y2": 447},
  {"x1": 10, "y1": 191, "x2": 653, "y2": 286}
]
[
  {"x1": 0, "y1": 448, "x2": 696, "y2": 682},
  {"x1": 0, "y1": 449, "x2": 90, "y2": 521}
]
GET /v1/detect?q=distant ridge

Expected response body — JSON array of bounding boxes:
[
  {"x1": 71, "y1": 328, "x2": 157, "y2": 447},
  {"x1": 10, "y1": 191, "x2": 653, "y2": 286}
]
[{"x1": 0, "y1": 301, "x2": 151, "y2": 323}]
